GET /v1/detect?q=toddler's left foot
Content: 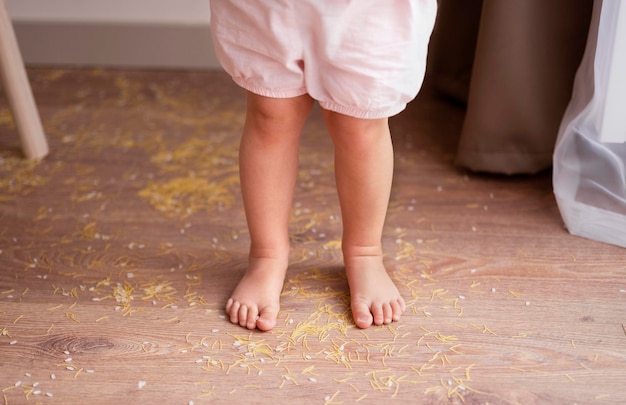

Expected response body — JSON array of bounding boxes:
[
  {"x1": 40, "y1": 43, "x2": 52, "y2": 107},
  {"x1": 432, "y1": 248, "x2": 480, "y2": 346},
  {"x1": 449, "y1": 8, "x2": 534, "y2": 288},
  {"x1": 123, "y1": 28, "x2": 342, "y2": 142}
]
[{"x1": 345, "y1": 255, "x2": 405, "y2": 329}]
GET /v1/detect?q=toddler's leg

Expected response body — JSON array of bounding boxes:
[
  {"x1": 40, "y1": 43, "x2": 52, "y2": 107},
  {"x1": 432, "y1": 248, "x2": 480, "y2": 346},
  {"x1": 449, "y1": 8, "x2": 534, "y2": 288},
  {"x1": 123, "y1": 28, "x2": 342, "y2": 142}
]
[
  {"x1": 226, "y1": 92, "x2": 313, "y2": 331},
  {"x1": 322, "y1": 110, "x2": 406, "y2": 329}
]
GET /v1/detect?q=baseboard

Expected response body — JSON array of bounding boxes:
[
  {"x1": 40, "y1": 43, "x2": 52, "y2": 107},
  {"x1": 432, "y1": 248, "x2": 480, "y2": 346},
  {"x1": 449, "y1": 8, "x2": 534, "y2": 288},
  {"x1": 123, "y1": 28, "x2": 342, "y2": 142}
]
[
  {"x1": 12, "y1": 21, "x2": 220, "y2": 70},
  {"x1": 7, "y1": 0, "x2": 221, "y2": 70}
]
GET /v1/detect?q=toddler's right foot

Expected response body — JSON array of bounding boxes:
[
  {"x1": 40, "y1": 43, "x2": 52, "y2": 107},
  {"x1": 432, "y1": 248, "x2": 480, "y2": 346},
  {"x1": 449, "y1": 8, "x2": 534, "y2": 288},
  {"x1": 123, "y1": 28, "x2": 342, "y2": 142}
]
[{"x1": 225, "y1": 257, "x2": 287, "y2": 331}]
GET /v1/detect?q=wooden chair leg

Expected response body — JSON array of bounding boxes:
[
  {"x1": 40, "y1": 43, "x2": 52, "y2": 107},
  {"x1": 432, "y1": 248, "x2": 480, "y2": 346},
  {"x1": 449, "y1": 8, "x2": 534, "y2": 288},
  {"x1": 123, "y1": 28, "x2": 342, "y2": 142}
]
[{"x1": 0, "y1": 0, "x2": 48, "y2": 160}]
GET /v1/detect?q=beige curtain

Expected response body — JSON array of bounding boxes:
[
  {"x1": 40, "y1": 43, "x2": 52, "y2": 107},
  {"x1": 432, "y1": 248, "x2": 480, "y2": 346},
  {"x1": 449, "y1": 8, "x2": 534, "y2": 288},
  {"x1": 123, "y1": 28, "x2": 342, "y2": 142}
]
[{"x1": 428, "y1": 0, "x2": 593, "y2": 175}]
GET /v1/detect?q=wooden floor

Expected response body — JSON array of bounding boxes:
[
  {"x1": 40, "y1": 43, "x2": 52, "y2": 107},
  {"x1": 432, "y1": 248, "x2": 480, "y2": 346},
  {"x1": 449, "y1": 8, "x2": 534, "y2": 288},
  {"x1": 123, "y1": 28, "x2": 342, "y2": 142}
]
[{"x1": 1, "y1": 68, "x2": 625, "y2": 405}]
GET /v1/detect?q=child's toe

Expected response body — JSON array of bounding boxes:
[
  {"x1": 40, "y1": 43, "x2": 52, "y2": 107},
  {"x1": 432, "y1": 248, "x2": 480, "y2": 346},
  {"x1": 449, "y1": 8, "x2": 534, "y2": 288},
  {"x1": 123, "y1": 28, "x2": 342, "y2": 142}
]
[
  {"x1": 391, "y1": 299, "x2": 404, "y2": 321},
  {"x1": 246, "y1": 306, "x2": 259, "y2": 330},
  {"x1": 352, "y1": 299, "x2": 374, "y2": 329},
  {"x1": 382, "y1": 303, "x2": 393, "y2": 324},
  {"x1": 227, "y1": 300, "x2": 241, "y2": 324},
  {"x1": 256, "y1": 308, "x2": 278, "y2": 331}
]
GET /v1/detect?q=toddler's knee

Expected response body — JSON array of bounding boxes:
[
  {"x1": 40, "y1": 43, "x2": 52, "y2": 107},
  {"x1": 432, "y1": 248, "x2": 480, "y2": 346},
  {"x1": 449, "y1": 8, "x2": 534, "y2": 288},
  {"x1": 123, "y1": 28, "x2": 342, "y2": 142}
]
[{"x1": 324, "y1": 111, "x2": 390, "y2": 150}]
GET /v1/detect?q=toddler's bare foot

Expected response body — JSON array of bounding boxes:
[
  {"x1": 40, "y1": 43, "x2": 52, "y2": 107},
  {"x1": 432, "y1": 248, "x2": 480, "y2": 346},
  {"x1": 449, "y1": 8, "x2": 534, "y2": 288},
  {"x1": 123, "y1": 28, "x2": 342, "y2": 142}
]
[
  {"x1": 225, "y1": 257, "x2": 287, "y2": 331},
  {"x1": 345, "y1": 255, "x2": 406, "y2": 329}
]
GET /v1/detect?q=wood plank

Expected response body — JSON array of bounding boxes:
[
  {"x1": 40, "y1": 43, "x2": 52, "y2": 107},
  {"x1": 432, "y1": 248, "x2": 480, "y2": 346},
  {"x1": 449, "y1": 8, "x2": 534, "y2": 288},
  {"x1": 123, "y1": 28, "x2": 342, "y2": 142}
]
[{"x1": 1, "y1": 68, "x2": 625, "y2": 405}]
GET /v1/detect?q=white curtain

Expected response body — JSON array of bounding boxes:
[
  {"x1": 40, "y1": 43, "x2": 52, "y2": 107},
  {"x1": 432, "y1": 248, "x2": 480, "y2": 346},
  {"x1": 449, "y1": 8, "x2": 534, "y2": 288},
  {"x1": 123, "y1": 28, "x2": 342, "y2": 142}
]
[{"x1": 554, "y1": 0, "x2": 626, "y2": 248}]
